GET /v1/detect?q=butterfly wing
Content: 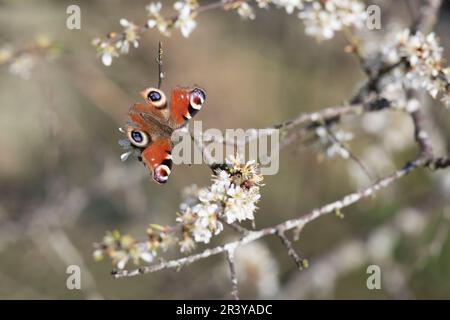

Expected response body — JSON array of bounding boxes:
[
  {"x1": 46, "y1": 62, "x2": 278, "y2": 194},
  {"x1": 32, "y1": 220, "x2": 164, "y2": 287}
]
[
  {"x1": 169, "y1": 87, "x2": 206, "y2": 127},
  {"x1": 126, "y1": 103, "x2": 173, "y2": 184},
  {"x1": 141, "y1": 137, "x2": 173, "y2": 184},
  {"x1": 124, "y1": 86, "x2": 206, "y2": 184},
  {"x1": 128, "y1": 102, "x2": 169, "y2": 132}
]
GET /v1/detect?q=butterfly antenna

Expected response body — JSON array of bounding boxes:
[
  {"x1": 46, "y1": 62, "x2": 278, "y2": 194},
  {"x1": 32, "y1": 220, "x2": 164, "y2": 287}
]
[{"x1": 156, "y1": 41, "x2": 164, "y2": 89}]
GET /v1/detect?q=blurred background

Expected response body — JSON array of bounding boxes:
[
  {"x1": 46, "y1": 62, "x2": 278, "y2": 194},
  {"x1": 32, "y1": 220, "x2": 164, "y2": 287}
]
[{"x1": 0, "y1": 0, "x2": 449, "y2": 299}]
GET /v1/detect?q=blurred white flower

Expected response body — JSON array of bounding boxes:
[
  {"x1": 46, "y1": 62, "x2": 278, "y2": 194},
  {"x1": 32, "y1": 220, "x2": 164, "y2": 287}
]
[
  {"x1": 361, "y1": 112, "x2": 388, "y2": 135},
  {"x1": 116, "y1": 19, "x2": 140, "y2": 54},
  {"x1": 256, "y1": 0, "x2": 272, "y2": 9},
  {"x1": 367, "y1": 226, "x2": 398, "y2": 261},
  {"x1": 146, "y1": 1, "x2": 170, "y2": 35},
  {"x1": 179, "y1": 235, "x2": 196, "y2": 253},
  {"x1": 316, "y1": 127, "x2": 353, "y2": 159},
  {"x1": 272, "y1": 0, "x2": 304, "y2": 14},
  {"x1": 235, "y1": 241, "x2": 280, "y2": 298},
  {"x1": 174, "y1": 1, "x2": 199, "y2": 37},
  {"x1": 299, "y1": 0, "x2": 367, "y2": 41},
  {"x1": 94, "y1": 40, "x2": 119, "y2": 66},
  {"x1": 237, "y1": 3, "x2": 256, "y2": 20},
  {"x1": 394, "y1": 208, "x2": 425, "y2": 236},
  {"x1": 146, "y1": 1, "x2": 162, "y2": 15},
  {"x1": 8, "y1": 54, "x2": 34, "y2": 79},
  {"x1": 0, "y1": 46, "x2": 13, "y2": 64}
]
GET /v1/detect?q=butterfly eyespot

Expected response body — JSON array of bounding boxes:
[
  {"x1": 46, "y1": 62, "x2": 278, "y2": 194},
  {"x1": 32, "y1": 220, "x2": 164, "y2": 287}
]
[
  {"x1": 190, "y1": 88, "x2": 206, "y2": 110},
  {"x1": 127, "y1": 128, "x2": 150, "y2": 148},
  {"x1": 148, "y1": 91, "x2": 161, "y2": 101},
  {"x1": 154, "y1": 164, "x2": 171, "y2": 184},
  {"x1": 142, "y1": 87, "x2": 166, "y2": 108}
]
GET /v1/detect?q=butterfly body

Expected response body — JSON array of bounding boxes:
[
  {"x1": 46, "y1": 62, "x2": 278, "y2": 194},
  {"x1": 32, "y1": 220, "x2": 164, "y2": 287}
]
[{"x1": 124, "y1": 86, "x2": 206, "y2": 184}]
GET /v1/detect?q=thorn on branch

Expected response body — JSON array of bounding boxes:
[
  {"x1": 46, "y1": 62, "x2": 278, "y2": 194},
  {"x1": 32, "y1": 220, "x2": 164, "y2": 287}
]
[
  {"x1": 226, "y1": 249, "x2": 239, "y2": 300},
  {"x1": 277, "y1": 230, "x2": 308, "y2": 270}
]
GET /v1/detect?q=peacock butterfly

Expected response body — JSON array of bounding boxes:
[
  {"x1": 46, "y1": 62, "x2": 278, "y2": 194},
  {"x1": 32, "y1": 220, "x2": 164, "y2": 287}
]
[{"x1": 123, "y1": 86, "x2": 206, "y2": 184}]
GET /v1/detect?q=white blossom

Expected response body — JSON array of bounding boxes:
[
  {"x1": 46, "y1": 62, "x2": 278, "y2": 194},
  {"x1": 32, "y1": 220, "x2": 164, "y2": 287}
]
[
  {"x1": 8, "y1": 54, "x2": 34, "y2": 79},
  {"x1": 298, "y1": 0, "x2": 367, "y2": 41},
  {"x1": 93, "y1": 39, "x2": 119, "y2": 66},
  {"x1": 174, "y1": 1, "x2": 198, "y2": 37},
  {"x1": 316, "y1": 127, "x2": 353, "y2": 159},
  {"x1": 272, "y1": 0, "x2": 304, "y2": 14},
  {"x1": 116, "y1": 19, "x2": 140, "y2": 54},
  {"x1": 237, "y1": 3, "x2": 256, "y2": 20},
  {"x1": 145, "y1": 2, "x2": 162, "y2": 15},
  {"x1": 176, "y1": 155, "x2": 264, "y2": 248},
  {"x1": 384, "y1": 29, "x2": 450, "y2": 107}
]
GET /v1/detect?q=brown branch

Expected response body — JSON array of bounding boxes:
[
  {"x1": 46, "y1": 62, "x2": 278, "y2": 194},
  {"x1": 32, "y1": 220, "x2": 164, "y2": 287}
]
[
  {"x1": 411, "y1": 108, "x2": 434, "y2": 160},
  {"x1": 156, "y1": 41, "x2": 164, "y2": 89},
  {"x1": 207, "y1": 98, "x2": 391, "y2": 148},
  {"x1": 321, "y1": 124, "x2": 375, "y2": 182},
  {"x1": 98, "y1": 0, "x2": 243, "y2": 47},
  {"x1": 112, "y1": 154, "x2": 450, "y2": 279},
  {"x1": 277, "y1": 230, "x2": 307, "y2": 270}
]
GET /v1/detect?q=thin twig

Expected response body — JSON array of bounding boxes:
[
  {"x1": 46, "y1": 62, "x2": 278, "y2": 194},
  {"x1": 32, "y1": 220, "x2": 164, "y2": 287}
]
[
  {"x1": 277, "y1": 230, "x2": 307, "y2": 270},
  {"x1": 98, "y1": 0, "x2": 244, "y2": 47},
  {"x1": 226, "y1": 248, "x2": 239, "y2": 300},
  {"x1": 411, "y1": 108, "x2": 434, "y2": 160},
  {"x1": 322, "y1": 124, "x2": 375, "y2": 182},
  {"x1": 156, "y1": 41, "x2": 164, "y2": 89}
]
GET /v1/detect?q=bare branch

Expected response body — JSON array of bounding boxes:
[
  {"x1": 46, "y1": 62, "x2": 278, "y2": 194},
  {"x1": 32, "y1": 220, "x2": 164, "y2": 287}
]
[
  {"x1": 156, "y1": 41, "x2": 164, "y2": 89},
  {"x1": 226, "y1": 249, "x2": 239, "y2": 300},
  {"x1": 277, "y1": 230, "x2": 308, "y2": 270}
]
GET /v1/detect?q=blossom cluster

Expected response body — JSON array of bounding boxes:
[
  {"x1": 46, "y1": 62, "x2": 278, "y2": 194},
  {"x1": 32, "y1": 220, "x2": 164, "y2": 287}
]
[
  {"x1": 93, "y1": 230, "x2": 159, "y2": 269},
  {"x1": 298, "y1": 0, "x2": 367, "y2": 41},
  {"x1": 385, "y1": 29, "x2": 450, "y2": 107},
  {"x1": 92, "y1": 0, "x2": 369, "y2": 65},
  {"x1": 92, "y1": 1, "x2": 200, "y2": 66},
  {"x1": 0, "y1": 36, "x2": 59, "y2": 79},
  {"x1": 177, "y1": 154, "x2": 264, "y2": 249},
  {"x1": 315, "y1": 126, "x2": 354, "y2": 160},
  {"x1": 94, "y1": 154, "x2": 264, "y2": 269}
]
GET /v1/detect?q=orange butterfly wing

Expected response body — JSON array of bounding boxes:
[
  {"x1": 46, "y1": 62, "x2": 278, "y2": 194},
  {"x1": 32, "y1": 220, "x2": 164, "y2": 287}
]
[
  {"x1": 169, "y1": 87, "x2": 206, "y2": 127},
  {"x1": 141, "y1": 138, "x2": 173, "y2": 184}
]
